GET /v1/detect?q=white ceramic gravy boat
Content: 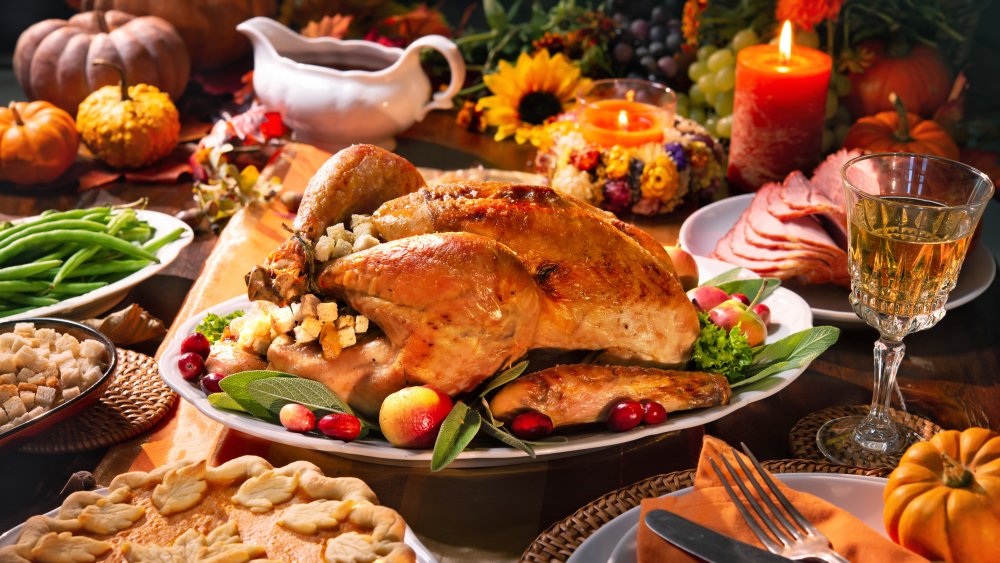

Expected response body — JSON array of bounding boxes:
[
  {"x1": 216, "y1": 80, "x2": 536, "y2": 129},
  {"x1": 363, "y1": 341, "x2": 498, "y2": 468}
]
[{"x1": 238, "y1": 17, "x2": 465, "y2": 151}]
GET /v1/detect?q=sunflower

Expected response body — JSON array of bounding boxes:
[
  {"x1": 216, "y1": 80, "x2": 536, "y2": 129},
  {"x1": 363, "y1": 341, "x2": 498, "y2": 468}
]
[
  {"x1": 477, "y1": 50, "x2": 591, "y2": 145},
  {"x1": 776, "y1": 0, "x2": 844, "y2": 31}
]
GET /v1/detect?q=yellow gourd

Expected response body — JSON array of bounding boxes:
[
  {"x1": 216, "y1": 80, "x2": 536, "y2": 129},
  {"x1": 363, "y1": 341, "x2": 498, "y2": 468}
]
[
  {"x1": 883, "y1": 427, "x2": 1000, "y2": 563},
  {"x1": 76, "y1": 59, "x2": 179, "y2": 168}
]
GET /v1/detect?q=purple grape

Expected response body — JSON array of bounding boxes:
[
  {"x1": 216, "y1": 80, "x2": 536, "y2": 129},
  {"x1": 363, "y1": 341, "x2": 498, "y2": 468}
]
[
  {"x1": 613, "y1": 42, "x2": 634, "y2": 64},
  {"x1": 657, "y1": 56, "x2": 678, "y2": 78},
  {"x1": 639, "y1": 55, "x2": 657, "y2": 73},
  {"x1": 651, "y1": 6, "x2": 668, "y2": 24},
  {"x1": 630, "y1": 19, "x2": 649, "y2": 41},
  {"x1": 650, "y1": 25, "x2": 667, "y2": 44},
  {"x1": 649, "y1": 41, "x2": 665, "y2": 58},
  {"x1": 635, "y1": 46, "x2": 649, "y2": 58},
  {"x1": 665, "y1": 31, "x2": 682, "y2": 52}
]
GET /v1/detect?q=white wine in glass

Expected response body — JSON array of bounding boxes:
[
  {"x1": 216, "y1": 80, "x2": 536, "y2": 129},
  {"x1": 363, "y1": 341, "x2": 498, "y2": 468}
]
[{"x1": 817, "y1": 153, "x2": 994, "y2": 466}]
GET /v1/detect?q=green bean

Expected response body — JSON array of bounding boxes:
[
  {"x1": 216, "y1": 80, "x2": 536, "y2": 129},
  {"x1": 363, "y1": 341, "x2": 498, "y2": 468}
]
[
  {"x1": 0, "y1": 307, "x2": 35, "y2": 318},
  {"x1": 0, "y1": 221, "x2": 12, "y2": 232},
  {"x1": 0, "y1": 230, "x2": 159, "y2": 265},
  {"x1": 66, "y1": 259, "x2": 151, "y2": 279},
  {"x1": 0, "y1": 281, "x2": 50, "y2": 293},
  {"x1": 47, "y1": 281, "x2": 107, "y2": 296},
  {"x1": 119, "y1": 227, "x2": 153, "y2": 242},
  {"x1": 142, "y1": 226, "x2": 186, "y2": 253},
  {"x1": 0, "y1": 219, "x2": 108, "y2": 249},
  {"x1": 3, "y1": 295, "x2": 58, "y2": 307},
  {"x1": 0, "y1": 260, "x2": 62, "y2": 281},
  {"x1": 51, "y1": 210, "x2": 137, "y2": 286}
]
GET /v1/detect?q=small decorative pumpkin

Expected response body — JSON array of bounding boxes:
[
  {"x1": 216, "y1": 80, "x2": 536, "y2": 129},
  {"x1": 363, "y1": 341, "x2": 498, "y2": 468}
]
[
  {"x1": 884, "y1": 427, "x2": 1000, "y2": 563},
  {"x1": 847, "y1": 39, "x2": 951, "y2": 117},
  {"x1": 78, "y1": 0, "x2": 277, "y2": 70},
  {"x1": 0, "y1": 101, "x2": 79, "y2": 185},
  {"x1": 842, "y1": 93, "x2": 959, "y2": 160},
  {"x1": 14, "y1": 10, "x2": 189, "y2": 115},
  {"x1": 76, "y1": 60, "x2": 180, "y2": 168}
]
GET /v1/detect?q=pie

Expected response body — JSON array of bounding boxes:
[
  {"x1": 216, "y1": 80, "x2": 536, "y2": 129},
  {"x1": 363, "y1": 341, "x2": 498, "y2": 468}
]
[{"x1": 0, "y1": 456, "x2": 415, "y2": 562}]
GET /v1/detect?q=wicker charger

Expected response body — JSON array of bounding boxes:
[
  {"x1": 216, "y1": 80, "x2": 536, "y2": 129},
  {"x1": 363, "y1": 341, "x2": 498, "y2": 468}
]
[
  {"x1": 522, "y1": 459, "x2": 889, "y2": 562},
  {"x1": 790, "y1": 405, "x2": 942, "y2": 468},
  {"x1": 19, "y1": 348, "x2": 177, "y2": 454}
]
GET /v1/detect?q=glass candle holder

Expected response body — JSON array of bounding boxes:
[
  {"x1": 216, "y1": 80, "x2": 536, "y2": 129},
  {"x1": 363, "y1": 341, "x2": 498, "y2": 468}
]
[{"x1": 576, "y1": 79, "x2": 676, "y2": 147}]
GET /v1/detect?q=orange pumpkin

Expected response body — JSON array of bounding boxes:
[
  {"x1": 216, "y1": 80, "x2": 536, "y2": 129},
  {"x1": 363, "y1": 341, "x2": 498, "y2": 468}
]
[
  {"x1": 78, "y1": 0, "x2": 277, "y2": 70},
  {"x1": 847, "y1": 40, "x2": 951, "y2": 117},
  {"x1": 14, "y1": 10, "x2": 189, "y2": 115},
  {"x1": 884, "y1": 427, "x2": 1000, "y2": 563},
  {"x1": 842, "y1": 94, "x2": 959, "y2": 160},
  {"x1": 0, "y1": 101, "x2": 79, "y2": 185}
]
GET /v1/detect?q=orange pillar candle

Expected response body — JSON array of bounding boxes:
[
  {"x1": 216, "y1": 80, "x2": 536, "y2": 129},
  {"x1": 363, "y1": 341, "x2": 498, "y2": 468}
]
[
  {"x1": 727, "y1": 21, "x2": 832, "y2": 191},
  {"x1": 577, "y1": 79, "x2": 675, "y2": 147}
]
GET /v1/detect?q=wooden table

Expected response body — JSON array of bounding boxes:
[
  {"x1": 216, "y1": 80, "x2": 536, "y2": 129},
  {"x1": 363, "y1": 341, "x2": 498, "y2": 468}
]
[{"x1": 1, "y1": 112, "x2": 998, "y2": 561}]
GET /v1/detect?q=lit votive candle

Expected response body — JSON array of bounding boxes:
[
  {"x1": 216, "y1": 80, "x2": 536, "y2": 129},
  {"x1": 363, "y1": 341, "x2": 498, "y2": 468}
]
[
  {"x1": 577, "y1": 79, "x2": 675, "y2": 147},
  {"x1": 727, "y1": 21, "x2": 832, "y2": 191}
]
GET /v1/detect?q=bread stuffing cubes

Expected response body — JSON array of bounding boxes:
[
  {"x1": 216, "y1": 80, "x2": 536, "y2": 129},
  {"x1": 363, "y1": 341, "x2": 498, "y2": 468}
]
[{"x1": 0, "y1": 322, "x2": 108, "y2": 433}]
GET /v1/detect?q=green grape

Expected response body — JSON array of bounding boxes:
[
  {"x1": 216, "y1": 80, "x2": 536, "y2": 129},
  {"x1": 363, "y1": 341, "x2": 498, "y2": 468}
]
[
  {"x1": 697, "y1": 74, "x2": 716, "y2": 96},
  {"x1": 716, "y1": 115, "x2": 733, "y2": 138},
  {"x1": 834, "y1": 72, "x2": 851, "y2": 97},
  {"x1": 705, "y1": 115, "x2": 718, "y2": 135},
  {"x1": 795, "y1": 29, "x2": 820, "y2": 49},
  {"x1": 689, "y1": 84, "x2": 707, "y2": 106},
  {"x1": 731, "y1": 28, "x2": 759, "y2": 52},
  {"x1": 703, "y1": 91, "x2": 718, "y2": 108},
  {"x1": 697, "y1": 45, "x2": 717, "y2": 61},
  {"x1": 822, "y1": 128, "x2": 834, "y2": 153},
  {"x1": 707, "y1": 49, "x2": 734, "y2": 72},
  {"x1": 689, "y1": 106, "x2": 707, "y2": 125},
  {"x1": 688, "y1": 61, "x2": 707, "y2": 82},
  {"x1": 676, "y1": 93, "x2": 690, "y2": 118},
  {"x1": 825, "y1": 90, "x2": 838, "y2": 120},
  {"x1": 714, "y1": 91, "x2": 734, "y2": 116},
  {"x1": 714, "y1": 66, "x2": 735, "y2": 92},
  {"x1": 834, "y1": 123, "x2": 851, "y2": 146}
]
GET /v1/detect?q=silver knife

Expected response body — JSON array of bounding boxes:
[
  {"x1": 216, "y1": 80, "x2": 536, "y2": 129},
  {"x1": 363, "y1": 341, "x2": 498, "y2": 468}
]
[{"x1": 644, "y1": 510, "x2": 794, "y2": 562}]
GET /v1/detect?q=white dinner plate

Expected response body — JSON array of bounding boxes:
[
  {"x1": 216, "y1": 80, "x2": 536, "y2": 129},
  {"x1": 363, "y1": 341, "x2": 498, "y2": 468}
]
[
  {"x1": 159, "y1": 256, "x2": 815, "y2": 468},
  {"x1": 0, "y1": 488, "x2": 438, "y2": 563},
  {"x1": 569, "y1": 473, "x2": 888, "y2": 563},
  {"x1": 3, "y1": 209, "x2": 194, "y2": 321},
  {"x1": 679, "y1": 194, "x2": 997, "y2": 325}
]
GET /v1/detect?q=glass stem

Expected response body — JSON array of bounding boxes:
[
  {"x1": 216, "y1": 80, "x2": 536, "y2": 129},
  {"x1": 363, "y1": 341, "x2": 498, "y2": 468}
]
[{"x1": 855, "y1": 337, "x2": 905, "y2": 449}]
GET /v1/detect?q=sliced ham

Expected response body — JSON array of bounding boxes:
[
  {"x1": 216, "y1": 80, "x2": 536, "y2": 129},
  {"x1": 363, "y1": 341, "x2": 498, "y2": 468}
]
[
  {"x1": 811, "y1": 149, "x2": 863, "y2": 211},
  {"x1": 711, "y1": 226, "x2": 836, "y2": 285},
  {"x1": 746, "y1": 190, "x2": 842, "y2": 253}
]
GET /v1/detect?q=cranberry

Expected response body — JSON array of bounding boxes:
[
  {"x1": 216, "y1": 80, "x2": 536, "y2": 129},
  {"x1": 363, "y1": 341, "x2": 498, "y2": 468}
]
[
  {"x1": 641, "y1": 400, "x2": 668, "y2": 425},
  {"x1": 606, "y1": 400, "x2": 644, "y2": 432},
  {"x1": 181, "y1": 332, "x2": 212, "y2": 358},
  {"x1": 511, "y1": 411, "x2": 554, "y2": 440},
  {"x1": 177, "y1": 352, "x2": 205, "y2": 381},
  {"x1": 279, "y1": 403, "x2": 315, "y2": 432},
  {"x1": 730, "y1": 293, "x2": 751, "y2": 306},
  {"x1": 200, "y1": 372, "x2": 226, "y2": 394},
  {"x1": 751, "y1": 303, "x2": 771, "y2": 325},
  {"x1": 318, "y1": 413, "x2": 362, "y2": 441}
]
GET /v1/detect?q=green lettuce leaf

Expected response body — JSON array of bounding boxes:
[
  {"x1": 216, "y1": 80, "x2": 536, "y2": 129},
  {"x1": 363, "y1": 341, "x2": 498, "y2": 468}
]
[{"x1": 690, "y1": 313, "x2": 754, "y2": 382}]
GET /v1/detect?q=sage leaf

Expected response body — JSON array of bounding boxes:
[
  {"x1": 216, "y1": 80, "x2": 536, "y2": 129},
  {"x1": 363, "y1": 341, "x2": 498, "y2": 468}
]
[
  {"x1": 246, "y1": 377, "x2": 354, "y2": 416},
  {"x1": 734, "y1": 326, "x2": 841, "y2": 388},
  {"x1": 714, "y1": 278, "x2": 781, "y2": 303},
  {"x1": 700, "y1": 267, "x2": 745, "y2": 286},
  {"x1": 218, "y1": 370, "x2": 295, "y2": 419},
  {"x1": 476, "y1": 361, "x2": 528, "y2": 398},
  {"x1": 207, "y1": 392, "x2": 248, "y2": 413},
  {"x1": 481, "y1": 422, "x2": 535, "y2": 457},
  {"x1": 431, "y1": 402, "x2": 482, "y2": 472}
]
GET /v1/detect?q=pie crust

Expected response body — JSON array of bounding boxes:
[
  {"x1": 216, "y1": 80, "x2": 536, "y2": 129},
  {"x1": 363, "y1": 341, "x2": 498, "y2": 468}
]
[{"x1": 0, "y1": 456, "x2": 415, "y2": 563}]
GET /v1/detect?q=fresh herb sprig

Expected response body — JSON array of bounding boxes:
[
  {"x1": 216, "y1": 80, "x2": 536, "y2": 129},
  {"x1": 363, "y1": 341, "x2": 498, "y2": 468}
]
[{"x1": 194, "y1": 311, "x2": 245, "y2": 343}]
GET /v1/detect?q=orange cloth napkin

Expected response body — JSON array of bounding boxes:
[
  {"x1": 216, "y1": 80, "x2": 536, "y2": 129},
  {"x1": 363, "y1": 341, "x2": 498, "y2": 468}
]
[{"x1": 637, "y1": 436, "x2": 928, "y2": 563}]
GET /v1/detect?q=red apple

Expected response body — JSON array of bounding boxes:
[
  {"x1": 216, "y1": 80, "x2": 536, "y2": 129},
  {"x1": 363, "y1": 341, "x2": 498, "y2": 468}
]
[
  {"x1": 687, "y1": 285, "x2": 729, "y2": 312},
  {"x1": 378, "y1": 386, "x2": 454, "y2": 449},
  {"x1": 708, "y1": 301, "x2": 767, "y2": 346},
  {"x1": 664, "y1": 246, "x2": 699, "y2": 291},
  {"x1": 279, "y1": 403, "x2": 316, "y2": 433}
]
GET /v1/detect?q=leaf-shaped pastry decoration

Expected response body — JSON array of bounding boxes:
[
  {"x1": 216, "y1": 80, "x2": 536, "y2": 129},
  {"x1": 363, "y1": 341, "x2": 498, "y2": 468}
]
[
  {"x1": 82, "y1": 304, "x2": 166, "y2": 346},
  {"x1": 323, "y1": 531, "x2": 375, "y2": 563},
  {"x1": 168, "y1": 528, "x2": 205, "y2": 561},
  {"x1": 203, "y1": 521, "x2": 240, "y2": 547},
  {"x1": 278, "y1": 500, "x2": 355, "y2": 535},
  {"x1": 78, "y1": 498, "x2": 146, "y2": 534},
  {"x1": 231, "y1": 470, "x2": 299, "y2": 513},
  {"x1": 201, "y1": 541, "x2": 267, "y2": 561},
  {"x1": 121, "y1": 541, "x2": 174, "y2": 563},
  {"x1": 152, "y1": 461, "x2": 208, "y2": 516},
  {"x1": 30, "y1": 531, "x2": 112, "y2": 563},
  {"x1": 122, "y1": 522, "x2": 265, "y2": 563}
]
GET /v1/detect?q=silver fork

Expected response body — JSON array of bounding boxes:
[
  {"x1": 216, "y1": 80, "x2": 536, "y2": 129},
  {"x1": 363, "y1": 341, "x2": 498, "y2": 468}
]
[{"x1": 709, "y1": 443, "x2": 850, "y2": 563}]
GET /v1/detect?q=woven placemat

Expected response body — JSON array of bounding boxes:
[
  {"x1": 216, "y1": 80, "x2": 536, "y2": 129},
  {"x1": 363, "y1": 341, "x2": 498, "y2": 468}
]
[
  {"x1": 790, "y1": 405, "x2": 942, "y2": 468},
  {"x1": 522, "y1": 459, "x2": 889, "y2": 562},
  {"x1": 19, "y1": 349, "x2": 177, "y2": 454}
]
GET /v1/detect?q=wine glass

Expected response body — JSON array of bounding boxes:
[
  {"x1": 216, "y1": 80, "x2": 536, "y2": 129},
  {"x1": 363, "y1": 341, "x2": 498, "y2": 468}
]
[{"x1": 817, "y1": 153, "x2": 994, "y2": 466}]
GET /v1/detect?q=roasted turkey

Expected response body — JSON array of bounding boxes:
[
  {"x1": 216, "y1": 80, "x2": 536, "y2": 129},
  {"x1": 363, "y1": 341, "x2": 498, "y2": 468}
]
[{"x1": 228, "y1": 145, "x2": 713, "y2": 420}]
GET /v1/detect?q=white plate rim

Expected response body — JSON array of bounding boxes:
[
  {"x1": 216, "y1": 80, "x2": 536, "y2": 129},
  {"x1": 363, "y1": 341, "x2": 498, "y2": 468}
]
[
  {"x1": 678, "y1": 194, "x2": 997, "y2": 324},
  {"x1": 3, "y1": 209, "x2": 194, "y2": 321},
  {"x1": 569, "y1": 472, "x2": 889, "y2": 563},
  {"x1": 0, "y1": 487, "x2": 437, "y2": 563},
  {"x1": 159, "y1": 256, "x2": 816, "y2": 468}
]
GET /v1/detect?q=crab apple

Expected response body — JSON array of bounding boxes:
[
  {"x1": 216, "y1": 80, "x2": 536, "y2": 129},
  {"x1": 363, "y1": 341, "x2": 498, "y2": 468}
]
[
  {"x1": 708, "y1": 301, "x2": 767, "y2": 346},
  {"x1": 318, "y1": 413, "x2": 362, "y2": 441},
  {"x1": 664, "y1": 246, "x2": 700, "y2": 291},
  {"x1": 279, "y1": 403, "x2": 316, "y2": 432},
  {"x1": 730, "y1": 293, "x2": 751, "y2": 305},
  {"x1": 378, "y1": 386, "x2": 454, "y2": 448},
  {"x1": 751, "y1": 303, "x2": 771, "y2": 325},
  {"x1": 511, "y1": 411, "x2": 554, "y2": 440},
  {"x1": 687, "y1": 285, "x2": 729, "y2": 312}
]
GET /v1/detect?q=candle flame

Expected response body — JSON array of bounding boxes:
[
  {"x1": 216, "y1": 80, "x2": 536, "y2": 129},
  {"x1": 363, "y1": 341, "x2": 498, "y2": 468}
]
[
  {"x1": 626, "y1": 89, "x2": 635, "y2": 103},
  {"x1": 778, "y1": 20, "x2": 793, "y2": 64},
  {"x1": 618, "y1": 110, "x2": 629, "y2": 130}
]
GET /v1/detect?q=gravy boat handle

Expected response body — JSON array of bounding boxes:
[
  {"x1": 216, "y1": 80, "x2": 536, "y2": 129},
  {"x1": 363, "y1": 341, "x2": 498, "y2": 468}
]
[{"x1": 406, "y1": 35, "x2": 466, "y2": 119}]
